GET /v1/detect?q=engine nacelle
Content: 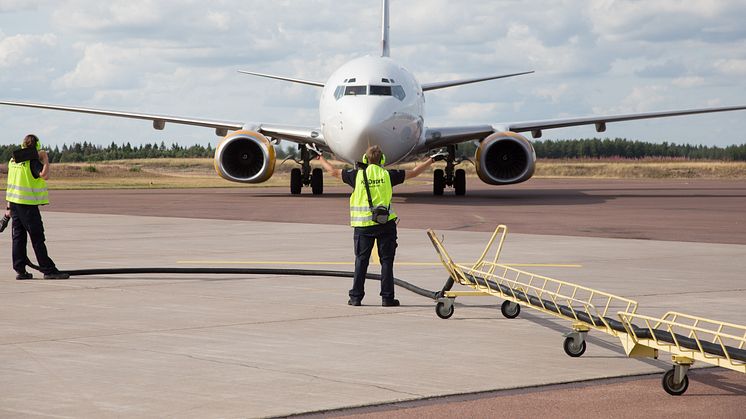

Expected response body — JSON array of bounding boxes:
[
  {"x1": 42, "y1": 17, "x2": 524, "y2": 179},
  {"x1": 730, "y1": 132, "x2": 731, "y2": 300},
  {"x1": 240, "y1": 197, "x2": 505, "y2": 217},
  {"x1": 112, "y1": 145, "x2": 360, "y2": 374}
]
[
  {"x1": 475, "y1": 132, "x2": 536, "y2": 185},
  {"x1": 214, "y1": 130, "x2": 275, "y2": 183}
]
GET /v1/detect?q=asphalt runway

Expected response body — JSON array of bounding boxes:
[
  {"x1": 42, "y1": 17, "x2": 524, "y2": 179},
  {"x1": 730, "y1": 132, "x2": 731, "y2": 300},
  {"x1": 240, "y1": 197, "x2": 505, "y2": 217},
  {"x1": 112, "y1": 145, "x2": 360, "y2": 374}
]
[
  {"x1": 1, "y1": 178, "x2": 743, "y2": 417},
  {"x1": 49, "y1": 178, "x2": 746, "y2": 244}
]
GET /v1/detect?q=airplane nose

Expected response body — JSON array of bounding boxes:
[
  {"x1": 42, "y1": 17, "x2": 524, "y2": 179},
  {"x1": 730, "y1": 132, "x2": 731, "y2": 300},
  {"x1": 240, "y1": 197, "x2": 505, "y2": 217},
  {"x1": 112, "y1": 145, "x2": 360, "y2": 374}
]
[
  {"x1": 342, "y1": 102, "x2": 392, "y2": 145},
  {"x1": 328, "y1": 98, "x2": 414, "y2": 164}
]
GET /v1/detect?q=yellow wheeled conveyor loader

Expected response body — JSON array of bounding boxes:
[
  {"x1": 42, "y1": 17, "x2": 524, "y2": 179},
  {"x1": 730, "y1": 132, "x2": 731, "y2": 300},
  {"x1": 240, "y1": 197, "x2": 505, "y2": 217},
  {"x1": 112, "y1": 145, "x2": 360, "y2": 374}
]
[
  {"x1": 427, "y1": 225, "x2": 746, "y2": 395},
  {"x1": 427, "y1": 225, "x2": 639, "y2": 357},
  {"x1": 618, "y1": 311, "x2": 746, "y2": 395}
]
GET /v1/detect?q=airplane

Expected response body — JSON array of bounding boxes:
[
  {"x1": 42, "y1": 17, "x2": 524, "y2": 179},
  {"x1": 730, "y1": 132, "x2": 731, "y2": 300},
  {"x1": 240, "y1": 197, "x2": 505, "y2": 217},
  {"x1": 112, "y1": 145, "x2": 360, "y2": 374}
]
[{"x1": 2, "y1": 0, "x2": 746, "y2": 196}]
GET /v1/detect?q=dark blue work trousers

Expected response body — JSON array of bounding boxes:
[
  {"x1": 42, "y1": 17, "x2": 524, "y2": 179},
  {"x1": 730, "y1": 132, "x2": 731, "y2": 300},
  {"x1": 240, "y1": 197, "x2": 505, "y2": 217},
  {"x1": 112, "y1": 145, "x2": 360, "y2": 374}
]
[
  {"x1": 10, "y1": 203, "x2": 58, "y2": 274},
  {"x1": 350, "y1": 219, "x2": 398, "y2": 301}
]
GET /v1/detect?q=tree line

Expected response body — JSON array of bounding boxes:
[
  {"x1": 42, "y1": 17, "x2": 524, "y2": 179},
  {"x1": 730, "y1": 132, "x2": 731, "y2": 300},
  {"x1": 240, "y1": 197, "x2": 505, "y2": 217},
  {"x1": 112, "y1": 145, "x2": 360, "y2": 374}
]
[
  {"x1": 533, "y1": 138, "x2": 746, "y2": 161},
  {"x1": 0, "y1": 138, "x2": 745, "y2": 162}
]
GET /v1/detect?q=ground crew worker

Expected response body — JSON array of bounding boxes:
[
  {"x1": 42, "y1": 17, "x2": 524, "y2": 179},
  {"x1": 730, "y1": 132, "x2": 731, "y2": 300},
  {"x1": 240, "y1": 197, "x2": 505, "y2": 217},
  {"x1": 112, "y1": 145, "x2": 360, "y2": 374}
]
[
  {"x1": 5, "y1": 134, "x2": 69, "y2": 280},
  {"x1": 318, "y1": 145, "x2": 439, "y2": 306}
]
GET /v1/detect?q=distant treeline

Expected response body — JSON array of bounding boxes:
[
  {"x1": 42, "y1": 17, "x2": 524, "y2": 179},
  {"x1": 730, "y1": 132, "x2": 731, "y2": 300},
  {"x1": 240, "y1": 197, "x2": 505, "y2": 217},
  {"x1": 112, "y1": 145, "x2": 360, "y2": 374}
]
[
  {"x1": 533, "y1": 138, "x2": 746, "y2": 161},
  {"x1": 0, "y1": 138, "x2": 745, "y2": 162},
  {"x1": 0, "y1": 142, "x2": 215, "y2": 163}
]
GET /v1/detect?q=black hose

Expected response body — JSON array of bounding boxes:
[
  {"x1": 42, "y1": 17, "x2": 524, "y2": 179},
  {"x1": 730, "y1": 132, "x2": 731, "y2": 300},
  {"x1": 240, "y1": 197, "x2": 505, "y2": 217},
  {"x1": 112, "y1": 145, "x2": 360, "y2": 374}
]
[{"x1": 59, "y1": 267, "x2": 439, "y2": 300}]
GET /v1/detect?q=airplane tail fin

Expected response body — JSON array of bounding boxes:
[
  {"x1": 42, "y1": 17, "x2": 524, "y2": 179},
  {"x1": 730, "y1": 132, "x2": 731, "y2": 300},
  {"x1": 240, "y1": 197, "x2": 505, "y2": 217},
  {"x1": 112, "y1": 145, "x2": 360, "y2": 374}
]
[{"x1": 381, "y1": 0, "x2": 390, "y2": 57}]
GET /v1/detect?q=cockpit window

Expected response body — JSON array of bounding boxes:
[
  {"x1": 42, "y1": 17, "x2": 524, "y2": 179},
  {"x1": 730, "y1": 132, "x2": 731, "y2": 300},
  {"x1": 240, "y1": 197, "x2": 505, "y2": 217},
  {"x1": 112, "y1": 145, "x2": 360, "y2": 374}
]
[
  {"x1": 392, "y1": 85, "x2": 406, "y2": 100},
  {"x1": 333, "y1": 84, "x2": 405, "y2": 101},
  {"x1": 344, "y1": 85, "x2": 367, "y2": 96},
  {"x1": 369, "y1": 85, "x2": 391, "y2": 96},
  {"x1": 333, "y1": 85, "x2": 345, "y2": 100}
]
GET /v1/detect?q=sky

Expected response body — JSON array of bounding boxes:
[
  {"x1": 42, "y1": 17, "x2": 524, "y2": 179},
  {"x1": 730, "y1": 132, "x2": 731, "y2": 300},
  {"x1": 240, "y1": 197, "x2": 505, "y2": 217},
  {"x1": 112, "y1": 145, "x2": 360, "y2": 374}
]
[{"x1": 1, "y1": 0, "x2": 745, "y2": 149}]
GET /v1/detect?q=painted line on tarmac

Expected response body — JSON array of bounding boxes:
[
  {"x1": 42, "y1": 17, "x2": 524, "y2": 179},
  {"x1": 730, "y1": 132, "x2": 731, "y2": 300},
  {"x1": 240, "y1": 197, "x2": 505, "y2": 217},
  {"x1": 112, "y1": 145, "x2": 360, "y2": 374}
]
[{"x1": 177, "y1": 260, "x2": 582, "y2": 268}]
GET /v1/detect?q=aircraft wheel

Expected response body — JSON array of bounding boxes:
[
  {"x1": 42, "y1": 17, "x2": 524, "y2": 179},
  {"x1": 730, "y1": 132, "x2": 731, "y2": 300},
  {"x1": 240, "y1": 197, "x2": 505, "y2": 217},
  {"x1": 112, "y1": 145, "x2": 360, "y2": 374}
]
[
  {"x1": 500, "y1": 300, "x2": 520, "y2": 319},
  {"x1": 433, "y1": 169, "x2": 445, "y2": 195},
  {"x1": 454, "y1": 169, "x2": 466, "y2": 196},
  {"x1": 311, "y1": 168, "x2": 323, "y2": 195},
  {"x1": 661, "y1": 369, "x2": 689, "y2": 396},
  {"x1": 563, "y1": 336, "x2": 586, "y2": 357},
  {"x1": 290, "y1": 168, "x2": 302, "y2": 195},
  {"x1": 435, "y1": 301, "x2": 454, "y2": 319}
]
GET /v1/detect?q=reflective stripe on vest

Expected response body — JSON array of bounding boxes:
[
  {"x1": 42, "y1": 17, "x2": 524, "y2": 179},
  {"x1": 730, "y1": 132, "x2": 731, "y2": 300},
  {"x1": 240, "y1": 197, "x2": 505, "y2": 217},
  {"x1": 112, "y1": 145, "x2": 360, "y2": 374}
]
[
  {"x1": 5, "y1": 159, "x2": 49, "y2": 205},
  {"x1": 349, "y1": 165, "x2": 397, "y2": 227}
]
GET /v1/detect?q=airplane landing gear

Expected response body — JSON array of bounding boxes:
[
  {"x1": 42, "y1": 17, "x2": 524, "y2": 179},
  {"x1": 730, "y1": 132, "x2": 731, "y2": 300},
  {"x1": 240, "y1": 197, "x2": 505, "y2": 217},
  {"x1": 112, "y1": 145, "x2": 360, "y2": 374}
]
[
  {"x1": 290, "y1": 145, "x2": 323, "y2": 195},
  {"x1": 432, "y1": 145, "x2": 466, "y2": 196}
]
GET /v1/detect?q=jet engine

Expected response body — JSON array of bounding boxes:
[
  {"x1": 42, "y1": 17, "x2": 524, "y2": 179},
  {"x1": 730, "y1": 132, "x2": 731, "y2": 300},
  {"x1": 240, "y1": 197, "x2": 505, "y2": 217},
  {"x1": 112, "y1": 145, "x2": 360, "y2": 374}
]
[
  {"x1": 475, "y1": 132, "x2": 536, "y2": 185},
  {"x1": 214, "y1": 130, "x2": 276, "y2": 183}
]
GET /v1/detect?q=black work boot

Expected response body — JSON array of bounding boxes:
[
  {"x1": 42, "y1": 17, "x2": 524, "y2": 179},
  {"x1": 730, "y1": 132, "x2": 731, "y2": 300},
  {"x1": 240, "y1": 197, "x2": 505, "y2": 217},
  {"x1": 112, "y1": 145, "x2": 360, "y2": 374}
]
[
  {"x1": 16, "y1": 272, "x2": 33, "y2": 280},
  {"x1": 348, "y1": 298, "x2": 361, "y2": 306},
  {"x1": 382, "y1": 298, "x2": 400, "y2": 307}
]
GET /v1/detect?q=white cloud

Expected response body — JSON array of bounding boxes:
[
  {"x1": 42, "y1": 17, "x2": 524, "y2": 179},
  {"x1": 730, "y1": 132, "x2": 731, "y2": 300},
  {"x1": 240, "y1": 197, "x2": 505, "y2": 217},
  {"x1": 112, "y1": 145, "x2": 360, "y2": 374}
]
[
  {"x1": 206, "y1": 11, "x2": 231, "y2": 31},
  {"x1": 51, "y1": 0, "x2": 166, "y2": 32},
  {"x1": 0, "y1": 0, "x2": 745, "y2": 147},
  {"x1": 714, "y1": 59, "x2": 746, "y2": 76},
  {"x1": 534, "y1": 84, "x2": 569, "y2": 103},
  {"x1": 0, "y1": 33, "x2": 56, "y2": 68},
  {"x1": 671, "y1": 76, "x2": 705, "y2": 88},
  {"x1": 0, "y1": 0, "x2": 49, "y2": 12},
  {"x1": 445, "y1": 102, "x2": 501, "y2": 123},
  {"x1": 592, "y1": 85, "x2": 668, "y2": 115}
]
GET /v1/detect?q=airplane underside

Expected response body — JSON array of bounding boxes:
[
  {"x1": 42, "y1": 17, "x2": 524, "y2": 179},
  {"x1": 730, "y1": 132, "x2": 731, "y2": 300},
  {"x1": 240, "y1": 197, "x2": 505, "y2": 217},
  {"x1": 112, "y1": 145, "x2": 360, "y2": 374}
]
[{"x1": 213, "y1": 129, "x2": 538, "y2": 196}]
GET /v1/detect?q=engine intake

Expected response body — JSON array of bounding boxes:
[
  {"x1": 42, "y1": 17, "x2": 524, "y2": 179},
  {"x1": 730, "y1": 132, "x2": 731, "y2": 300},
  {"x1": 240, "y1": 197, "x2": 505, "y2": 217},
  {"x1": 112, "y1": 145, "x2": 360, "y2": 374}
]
[
  {"x1": 214, "y1": 130, "x2": 275, "y2": 183},
  {"x1": 475, "y1": 132, "x2": 536, "y2": 185}
]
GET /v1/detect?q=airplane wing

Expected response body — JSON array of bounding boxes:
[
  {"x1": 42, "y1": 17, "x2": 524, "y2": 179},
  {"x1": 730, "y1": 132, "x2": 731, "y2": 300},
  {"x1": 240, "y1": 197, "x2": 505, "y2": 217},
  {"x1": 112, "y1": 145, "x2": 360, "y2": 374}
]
[
  {"x1": 421, "y1": 71, "x2": 534, "y2": 92},
  {"x1": 421, "y1": 125, "x2": 495, "y2": 149},
  {"x1": 501, "y1": 105, "x2": 746, "y2": 138},
  {"x1": 237, "y1": 70, "x2": 325, "y2": 88},
  {"x1": 419, "y1": 105, "x2": 746, "y2": 151},
  {"x1": 0, "y1": 99, "x2": 327, "y2": 148},
  {"x1": 258, "y1": 124, "x2": 327, "y2": 149}
]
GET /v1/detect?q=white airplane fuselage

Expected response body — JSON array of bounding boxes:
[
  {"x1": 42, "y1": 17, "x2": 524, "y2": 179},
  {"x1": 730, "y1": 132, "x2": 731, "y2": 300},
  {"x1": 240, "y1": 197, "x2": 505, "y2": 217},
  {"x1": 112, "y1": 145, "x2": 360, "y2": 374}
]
[{"x1": 319, "y1": 56, "x2": 424, "y2": 164}]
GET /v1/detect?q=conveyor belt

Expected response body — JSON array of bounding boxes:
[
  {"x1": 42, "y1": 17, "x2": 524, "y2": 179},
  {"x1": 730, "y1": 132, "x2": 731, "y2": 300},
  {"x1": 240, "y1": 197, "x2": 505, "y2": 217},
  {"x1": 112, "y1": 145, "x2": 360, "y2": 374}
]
[{"x1": 467, "y1": 273, "x2": 746, "y2": 363}]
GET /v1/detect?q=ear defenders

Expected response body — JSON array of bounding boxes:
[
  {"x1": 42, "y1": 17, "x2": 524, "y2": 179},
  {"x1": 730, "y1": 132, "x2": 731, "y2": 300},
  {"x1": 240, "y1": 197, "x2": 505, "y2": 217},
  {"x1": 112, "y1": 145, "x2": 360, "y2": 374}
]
[{"x1": 361, "y1": 152, "x2": 386, "y2": 165}]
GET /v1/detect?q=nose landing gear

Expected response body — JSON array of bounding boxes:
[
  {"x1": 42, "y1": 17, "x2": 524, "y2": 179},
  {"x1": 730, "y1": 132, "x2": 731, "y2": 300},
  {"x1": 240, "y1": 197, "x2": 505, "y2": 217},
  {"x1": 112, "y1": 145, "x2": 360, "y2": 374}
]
[
  {"x1": 290, "y1": 145, "x2": 324, "y2": 195},
  {"x1": 433, "y1": 145, "x2": 466, "y2": 196}
]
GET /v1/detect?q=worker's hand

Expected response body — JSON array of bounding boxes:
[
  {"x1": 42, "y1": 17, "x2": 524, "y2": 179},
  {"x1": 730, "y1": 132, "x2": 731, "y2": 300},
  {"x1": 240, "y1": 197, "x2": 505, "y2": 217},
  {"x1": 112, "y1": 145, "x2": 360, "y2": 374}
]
[{"x1": 429, "y1": 150, "x2": 448, "y2": 162}]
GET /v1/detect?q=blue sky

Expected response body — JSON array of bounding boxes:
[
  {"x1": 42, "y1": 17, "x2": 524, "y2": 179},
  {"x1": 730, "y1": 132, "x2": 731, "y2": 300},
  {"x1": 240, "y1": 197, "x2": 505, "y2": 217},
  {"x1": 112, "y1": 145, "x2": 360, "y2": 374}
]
[{"x1": 1, "y1": 0, "x2": 745, "y2": 148}]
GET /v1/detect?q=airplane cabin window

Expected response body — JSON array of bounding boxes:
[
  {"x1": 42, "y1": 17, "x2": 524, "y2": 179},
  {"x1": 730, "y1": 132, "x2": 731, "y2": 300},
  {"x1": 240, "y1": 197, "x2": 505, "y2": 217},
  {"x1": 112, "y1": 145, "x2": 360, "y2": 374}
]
[
  {"x1": 344, "y1": 85, "x2": 367, "y2": 96},
  {"x1": 369, "y1": 85, "x2": 392, "y2": 96},
  {"x1": 392, "y1": 85, "x2": 406, "y2": 100}
]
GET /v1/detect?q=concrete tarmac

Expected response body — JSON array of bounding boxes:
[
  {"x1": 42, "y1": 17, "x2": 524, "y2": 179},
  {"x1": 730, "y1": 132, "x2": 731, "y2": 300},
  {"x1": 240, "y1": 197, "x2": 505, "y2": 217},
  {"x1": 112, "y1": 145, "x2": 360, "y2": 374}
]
[{"x1": 1, "y1": 179, "x2": 745, "y2": 417}]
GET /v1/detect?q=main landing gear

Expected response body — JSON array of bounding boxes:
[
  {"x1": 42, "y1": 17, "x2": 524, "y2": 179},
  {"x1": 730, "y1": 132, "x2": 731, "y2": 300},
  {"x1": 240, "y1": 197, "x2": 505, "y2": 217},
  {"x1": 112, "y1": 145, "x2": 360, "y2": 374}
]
[
  {"x1": 433, "y1": 145, "x2": 466, "y2": 196},
  {"x1": 290, "y1": 145, "x2": 323, "y2": 195}
]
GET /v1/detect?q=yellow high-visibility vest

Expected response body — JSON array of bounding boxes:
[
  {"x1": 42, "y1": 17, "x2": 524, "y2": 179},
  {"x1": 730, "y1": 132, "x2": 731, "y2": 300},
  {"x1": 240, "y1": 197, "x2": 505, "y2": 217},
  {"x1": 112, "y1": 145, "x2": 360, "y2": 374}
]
[
  {"x1": 349, "y1": 164, "x2": 397, "y2": 227},
  {"x1": 6, "y1": 157, "x2": 49, "y2": 206}
]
